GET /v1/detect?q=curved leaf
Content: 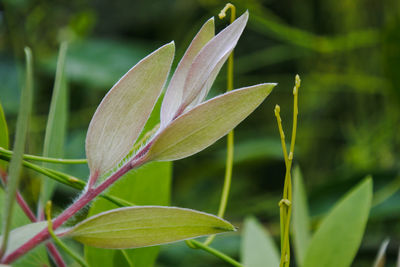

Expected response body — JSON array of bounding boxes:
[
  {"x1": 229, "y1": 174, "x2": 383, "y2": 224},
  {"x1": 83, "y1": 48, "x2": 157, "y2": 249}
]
[
  {"x1": 67, "y1": 206, "x2": 235, "y2": 249},
  {"x1": 303, "y1": 178, "x2": 373, "y2": 267},
  {"x1": 146, "y1": 83, "x2": 275, "y2": 162},
  {"x1": 160, "y1": 18, "x2": 214, "y2": 127},
  {"x1": 85, "y1": 42, "x2": 175, "y2": 175}
]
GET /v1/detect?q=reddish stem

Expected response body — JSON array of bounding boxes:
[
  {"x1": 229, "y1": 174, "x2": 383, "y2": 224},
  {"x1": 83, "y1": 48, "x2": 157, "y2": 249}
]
[
  {"x1": 2, "y1": 157, "x2": 146, "y2": 264},
  {"x1": 15, "y1": 192, "x2": 36, "y2": 222},
  {"x1": 46, "y1": 243, "x2": 66, "y2": 267}
]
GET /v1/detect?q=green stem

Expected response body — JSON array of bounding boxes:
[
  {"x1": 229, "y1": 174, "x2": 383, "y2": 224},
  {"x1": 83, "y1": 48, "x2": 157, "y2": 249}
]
[
  {"x1": 190, "y1": 240, "x2": 243, "y2": 267},
  {"x1": 46, "y1": 201, "x2": 89, "y2": 267},
  {"x1": 0, "y1": 147, "x2": 87, "y2": 164}
]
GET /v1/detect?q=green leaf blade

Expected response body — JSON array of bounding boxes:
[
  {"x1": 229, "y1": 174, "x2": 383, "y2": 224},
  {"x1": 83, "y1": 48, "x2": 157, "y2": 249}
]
[
  {"x1": 303, "y1": 177, "x2": 373, "y2": 267},
  {"x1": 68, "y1": 206, "x2": 235, "y2": 249},
  {"x1": 240, "y1": 216, "x2": 280, "y2": 267},
  {"x1": 147, "y1": 83, "x2": 275, "y2": 162},
  {"x1": 292, "y1": 166, "x2": 311, "y2": 266}
]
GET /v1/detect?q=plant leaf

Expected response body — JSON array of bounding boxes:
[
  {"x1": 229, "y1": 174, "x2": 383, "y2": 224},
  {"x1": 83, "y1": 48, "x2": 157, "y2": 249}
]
[
  {"x1": 41, "y1": 42, "x2": 69, "y2": 203},
  {"x1": 146, "y1": 83, "x2": 275, "y2": 162},
  {"x1": 372, "y1": 238, "x2": 390, "y2": 267},
  {"x1": 303, "y1": 177, "x2": 373, "y2": 267},
  {"x1": 292, "y1": 166, "x2": 311, "y2": 266},
  {"x1": 179, "y1": 11, "x2": 249, "y2": 111},
  {"x1": 160, "y1": 18, "x2": 214, "y2": 127},
  {"x1": 0, "y1": 101, "x2": 9, "y2": 171},
  {"x1": 67, "y1": 206, "x2": 235, "y2": 249},
  {"x1": 85, "y1": 42, "x2": 175, "y2": 175},
  {"x1": 240, "y1": 216, "x2": 280, "y2": 267}
]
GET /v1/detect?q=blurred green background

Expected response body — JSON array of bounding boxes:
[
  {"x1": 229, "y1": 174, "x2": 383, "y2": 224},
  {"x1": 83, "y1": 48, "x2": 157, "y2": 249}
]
[{"x1": 1, "y1": 0, "x2": 400, "y2": 266}]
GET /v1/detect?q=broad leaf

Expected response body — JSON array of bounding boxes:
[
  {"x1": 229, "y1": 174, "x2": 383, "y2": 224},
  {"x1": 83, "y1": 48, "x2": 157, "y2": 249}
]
[
  {"x1": 180, "y1": 12, "x2": 249, "y2": 111},
  {"x1": 292, "y1": 166, "x2": 311, "y2": 266},
  {"x1": 161, "y1": 18, "x2": 214, "y2": 127},
  {"x1": 85, "y1": 42, "x2": 174, "y2": 175},
  {"x1": 146, "y1": 83, "x2": 275, "y2": 162},
  {"x1": 303, "y1": 177, "x2": 373, "y2": 267},
  {"x1": 41, "y1": 42, "x2": 69, "y2": 203},
  {"x1": 240, "y1": 216, "x2": 280, "y2": 267},
  {"x1": 67, "y1": 206, "x2": 235, "y2": 249}
]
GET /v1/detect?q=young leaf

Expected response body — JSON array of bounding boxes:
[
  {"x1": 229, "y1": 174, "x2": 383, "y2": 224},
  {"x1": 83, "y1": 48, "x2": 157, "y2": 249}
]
[
  {"x1": 180, "y1": 11, "x2": 249, "y2": 111},
  {"x1": 66, "y1": 206, "x2": 235, "y2": 249},
  {"x1": 303, "y1": 177, "x2": 373, "y2": 267},
  {"x1": 85, "y1": 42, "x2": 175, "y2": 175},
  {"x1": 41, "y1": 42, "x2": 69, "y2": 203},
  {"x1": 292, "y1": 166, "x2": 311, "y2": 266},
  {"x1": 0, "y1": 222, "x2": 47, "y2": 258},
  {"x1": 1, "y1": 47, "x2": 34, "y2": 255},
  {"x1": 146, "y1": 83, "x2": 275, "y2": 162},
  {"x1": 240, "y1": 216, "x2": 280, "y2": 267},
  {"x1": 161, "y1": 18, "x2": 215, "y2": 126}
]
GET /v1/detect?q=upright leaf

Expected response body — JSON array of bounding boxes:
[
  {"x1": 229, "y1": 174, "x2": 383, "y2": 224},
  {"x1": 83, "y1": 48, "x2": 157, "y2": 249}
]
[
  {"x1": 66, "y1": 206, "x2": 235, "y2": 249},
  {"x1": 292, "y1": 166, "x2": 311, "y2": 266},
  {"x1": 372, "y1": 238, "x2": 390, "y2": 267},
  {"x1": 240, "y1": 216, "x2": 280, "y2": 267},
  {"x1": 146, "y1": 83, "x2": 275, "y2": 162},
  {"x1": 85, "y1": 42, "x2": 174, "y2": 175},
  {"x1": 0, "y1": 101, "x2": 9, "y2": 170},
  {"x1": 41, "y1": 42, "x2": 69, "y2": 203},
  {"x1": 303, "y1": 177, "x2": 373, "y2": 267},
  {"x1": 1, "y1": 47, "x2": 34, "y2": 255},
  {"x1": 161, "y1": 18, "x2": 214, "y2": 126}
]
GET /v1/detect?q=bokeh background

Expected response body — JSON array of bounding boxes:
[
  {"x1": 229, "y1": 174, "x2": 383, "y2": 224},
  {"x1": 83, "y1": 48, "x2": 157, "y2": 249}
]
[{"x1": 1, "y1": 0, "x2": 400, "y2": 266}]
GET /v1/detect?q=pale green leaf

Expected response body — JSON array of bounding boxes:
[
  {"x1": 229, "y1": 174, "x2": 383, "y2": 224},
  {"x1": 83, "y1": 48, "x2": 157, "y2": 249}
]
[
  {"x1": 67, "y1": 206, "x2": 235, "y2": 249},
  {"x1": 292, "y1": 166, "x2": 311, "y2": 266},
  {"x1": 0, "y1": 101, "x2": 8, "y2": 150},
  {"x1": 85, "y1": 42, "x2": 174, "y2": 175},
  {"x1": 180, "y1": 11, "x2": 249, "y2": 111},
  {"x1": 41, "y1": 42, "x2": 69, "y2": 202},
  {"x1": 161, "y1": 18, "x2": 214, "y2": 126},
  {"x1": 146, "y1": 83, "x2": 275, "y2": 162},
  {"x1": 303, "y1": 177, "x2": 373, "y2": 267},
  {"x1": 240, "y1": 216, "x2": 280, "y2": 267},
  {"x1": 372, "y1": 238, "x2": 390, "y2": 267}
]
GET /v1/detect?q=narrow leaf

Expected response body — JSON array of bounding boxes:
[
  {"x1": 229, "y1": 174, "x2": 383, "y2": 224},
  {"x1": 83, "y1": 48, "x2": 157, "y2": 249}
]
[
  {"x1": 0, "y1": 101, "x2": 8, "y2": 149},
  {"x1": 67, "y1": 206, "x2": 235, "y2": 249},
  {"x1": 1, "y1": 47, "x2": 34, "y2": 254},
  {"x1": 161, "y1": 18, "x2": 214, "y2": 126},
  {"x1": 146, "y1": 83, "x2": 275, "y2": 162},
  {"x1": 292, "y1": 166, "x2": 311, "y2": 266},
  {"x1": 41, "y1": 42, "x2": 69, "y2": 203},
  {"x1": 303, "y1": 177, "x2": 373, "y2": 267},
  {"x1": 180, "y1": 11, "x2": 249, "y2": 111},
  {"x1": 85, "y1": 42, "x2": 175, "y2": 175},
  {"x1": 372, "y1": 238, "x2": 390, "y2": 267},
  {"x1": 240, "y1": 217, "x2": 280, "y2": 267}
]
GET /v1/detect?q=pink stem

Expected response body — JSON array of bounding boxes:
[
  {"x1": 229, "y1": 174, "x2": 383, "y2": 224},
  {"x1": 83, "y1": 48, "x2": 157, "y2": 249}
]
[
  {"x1": 46, "y1": 243, "x2": 66, "y2": 267},
  {"x1": 15, "y1": 192, "x2": 37, "y2": 222},
  {"x1": 2, "y1": 157, "x2": 146, "y2": 264}
]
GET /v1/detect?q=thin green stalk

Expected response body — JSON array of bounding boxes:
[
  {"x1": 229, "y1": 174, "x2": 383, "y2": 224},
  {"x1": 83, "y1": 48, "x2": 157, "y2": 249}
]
[
  {"x1": 121, "y1": 250, "x2": 134, "y2": 267},
  {"x1": 46, "y1": 201, "x2": 89, "y2": 267},
  {"x1": 0, "y1": 147, "x2": 87, "y2": 164},
  {"x1": 190, "y1": 240, "x2": 243, "y2": 267},
  {"x1": 1, "y1": 47, "x2": 34, "y2": 257},
  {"x1": 204, "y1": 2, "x2": 236, "y2": 247}
]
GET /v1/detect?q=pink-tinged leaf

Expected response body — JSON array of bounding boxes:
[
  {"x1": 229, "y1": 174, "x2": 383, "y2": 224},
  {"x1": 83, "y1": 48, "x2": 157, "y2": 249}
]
[
  {"x1": 85, "y1": 42, "x2": 175, "y2": 175},
  {"x1": 65, "y1": 206, "x2": 235, "y2": 249},
  {"x1": 179, "y1": 11, "x2": 249, "y2": 113},
  {"x1": 160, "y1": 18, "x2": 215, "y2": 127},
  {"x1": 146, "y1": 83, "x2": 275, "y2": 162}
]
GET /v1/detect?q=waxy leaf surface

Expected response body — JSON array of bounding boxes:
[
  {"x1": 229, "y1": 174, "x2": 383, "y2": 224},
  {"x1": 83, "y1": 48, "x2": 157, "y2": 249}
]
[
  {"x1": 146, "y1": 83, "x2": 275, "y2": 161},
  {"x1": 161, "y1": 18, "x2": 214, "y2": 126},
  {"x1": 67, "y1": 206, "x2": 235, "y2": 249},
  {"x1": 85, "y1": 42, "x2": 174, "y2": 175},
  {"x1": 303, "y1": 178, "x2": 372, "y2": 267}
]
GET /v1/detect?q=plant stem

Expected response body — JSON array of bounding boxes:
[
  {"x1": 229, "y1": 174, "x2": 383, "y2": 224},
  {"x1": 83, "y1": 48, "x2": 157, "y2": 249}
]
[
  {"x1": 2, "y1": 157, "x2": 145, "y2": 264},
  {"x1": 190, "y1": 240, "x2": 243, "y2": 267},
  {"x1": 0, "y1": 147, "x2": 87, "y2": 164}
]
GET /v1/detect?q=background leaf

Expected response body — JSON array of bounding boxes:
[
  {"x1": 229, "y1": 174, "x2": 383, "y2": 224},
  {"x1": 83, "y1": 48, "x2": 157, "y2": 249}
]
[
  {"x1": 240, "y1": 216, "x2": 280, "y2": 267},
  {"x1": 67, "y1": 206, "x2": 235, "y2": 249},
  {"x1": 303, "y1": 177, "x2": 373, "y2": 267},
  {"x1": 0, "y1": 101, "x2": 9, "y2": 170},
  {"x1": 292, "y1": 166, "x2": 311, "y2": 266}
]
